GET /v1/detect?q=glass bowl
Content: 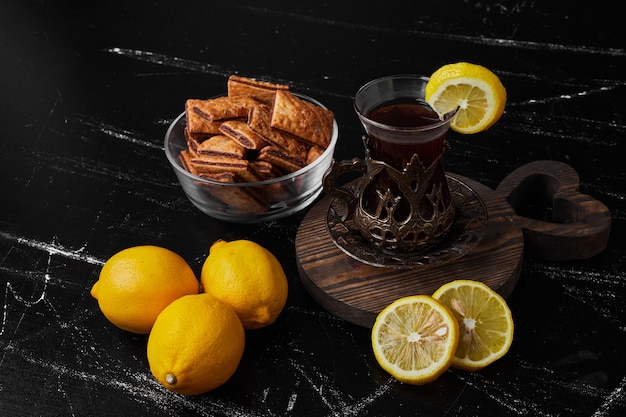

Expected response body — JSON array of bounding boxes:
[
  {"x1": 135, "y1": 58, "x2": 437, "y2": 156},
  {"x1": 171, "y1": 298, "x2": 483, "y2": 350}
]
[{"x1": 164, "y1": 94, "x2": 338, "y2": 223}]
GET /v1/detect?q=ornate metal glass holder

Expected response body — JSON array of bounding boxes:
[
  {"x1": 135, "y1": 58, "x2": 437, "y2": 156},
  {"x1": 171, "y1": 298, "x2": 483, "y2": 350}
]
[
  {"x1": 352, "y1": 140, "x2": 456, "y2": 253},
  {"x1": 325, "y1": 173, "x2": 486, "y2": 269}
]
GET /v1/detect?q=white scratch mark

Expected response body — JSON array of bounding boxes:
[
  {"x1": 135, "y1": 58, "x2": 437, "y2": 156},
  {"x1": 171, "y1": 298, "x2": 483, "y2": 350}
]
[
  {"x1": 286, "y1": 392, "x2": 297, "y2": 411},
  {"x1": 7, "y1": 252, "x2": 51, "y2": 307},
  {"x1": 7, "y1": 343, "x2": 270, "y2": 417},
  {"x1": 103, "y1": 48, "x2": 318, "y2": 93},
  {"x1": 289, "y1": 358, "x2": 392, "y2": 416},
  {"x1": 99, "y1": 125, "x2": 162, "y2": 150},
  {"x1": 455, "y1": 371, "x2": 554, "y2": 416},
  {"x1": 1, "y1": 284, "x2": 10, "y2": 337},
  {"x1": 510, "y1": 86, "x2": 620, "y2": 107},
  {"x1": 233, "y1": 6, "x2": 626, "y2": 57},
  {"x1": 106, "y1": 47, "x2": 234, "y2": 77},
  {"x1": 57, "y1": 372, "x2": 78, "y2": 417},
  {"x1": 592, "y1": 376, "x2": 626, "y2": 416},
  {"x1": 0, "y1": 232, "x2": 105, "y2": 266}
]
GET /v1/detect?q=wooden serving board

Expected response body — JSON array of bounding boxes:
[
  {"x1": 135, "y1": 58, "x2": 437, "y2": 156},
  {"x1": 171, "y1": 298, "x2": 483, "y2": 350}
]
[{"x1": 296, "y1": 160, "x2": 611, "y2": 328}]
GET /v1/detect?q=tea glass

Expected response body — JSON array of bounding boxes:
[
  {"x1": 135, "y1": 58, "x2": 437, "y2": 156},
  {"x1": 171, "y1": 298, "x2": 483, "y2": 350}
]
[{"x1": 323, "y1": 75, "x2": 457, "y2": 252}]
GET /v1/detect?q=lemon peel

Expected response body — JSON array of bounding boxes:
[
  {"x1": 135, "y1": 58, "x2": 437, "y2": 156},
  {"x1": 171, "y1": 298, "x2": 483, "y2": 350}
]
[
  {"x1": 425, "y1": 62, "x2": 506, "y2": 134},
  {"x1": 90, "y1": 245, "x2": 199, "y2": 334},
  {"x1": 147, "y1": 293, "x2": 245, "y2": 396},
  {"x1": 201, "y1": 239, "x2": 288, "y2": 330}
]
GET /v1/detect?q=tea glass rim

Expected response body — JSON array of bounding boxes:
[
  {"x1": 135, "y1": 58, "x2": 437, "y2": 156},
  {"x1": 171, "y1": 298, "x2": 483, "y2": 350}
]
[{"x1": 354, "y1": 74, "x2": 457, "y2": 133}]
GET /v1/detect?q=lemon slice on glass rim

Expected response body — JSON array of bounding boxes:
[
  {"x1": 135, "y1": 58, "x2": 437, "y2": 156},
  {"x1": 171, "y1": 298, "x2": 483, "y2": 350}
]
[
  {"x1": 425, "y1": 62, "x2": 507, "y2": 134},
  {"x1": 371, "y1": 295, "x2": 459, "y2": 385},
  {"x1": 432, "y1": 279, "x2": 514, "y2": 371}
]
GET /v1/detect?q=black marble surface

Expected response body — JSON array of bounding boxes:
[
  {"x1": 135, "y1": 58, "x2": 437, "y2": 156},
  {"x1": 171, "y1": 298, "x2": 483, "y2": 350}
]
[{"x1": 1, "y1": 1, "x2": 625, "y2": 416}]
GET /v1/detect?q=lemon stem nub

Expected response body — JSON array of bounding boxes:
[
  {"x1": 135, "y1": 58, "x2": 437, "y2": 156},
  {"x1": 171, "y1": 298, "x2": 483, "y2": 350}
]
[{"x1": 165, "y1": 373, "x2": 177, "y2": 385}]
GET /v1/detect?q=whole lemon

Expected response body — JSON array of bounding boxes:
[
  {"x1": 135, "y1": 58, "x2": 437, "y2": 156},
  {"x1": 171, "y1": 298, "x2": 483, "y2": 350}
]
[
  {"x1": 90, "y1": 245, "x2": 200, "y2": 334},
  {"x1": 147, "y1": 293, "x2": 245, "y2": 396},
  {"x1": 200, "y1": 239, "x2": 288, "y2": 330}
]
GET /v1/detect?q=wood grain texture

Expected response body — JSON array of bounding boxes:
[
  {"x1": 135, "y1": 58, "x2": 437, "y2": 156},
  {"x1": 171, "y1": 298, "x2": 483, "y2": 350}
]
[
  {"x1": 498, "y1": 160, "x2": 612, "y2": 261},
  {"x1": 297, "y1": 161, "x2": 612, "y2": 327},
  {"x1": 297, "y1": 173, "x2": 524, "y2": 327}
]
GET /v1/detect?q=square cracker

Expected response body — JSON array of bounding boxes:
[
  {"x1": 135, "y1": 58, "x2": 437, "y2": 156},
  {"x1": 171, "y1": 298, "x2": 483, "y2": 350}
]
[
  {"x1": 188, "y1": 155, "x2": 263, "y2": 183},
  {"x1": 185, "y1": 100, "x2": 223, "y2": 134},
  {"x1": 227, "y1": 75, "x2": 289, "y2": 106},
  {"x1": 258, "y1": 146, "x2": 305, "y2": 174},
  {"x1": 306, "y1": 145, "x2": 325, "y2": 164},
  {"x1": 270, "y1": 90, "x2": 334, "y2": 148},
  {"x1": 196, "y1": 134, "x2": 248, "y2": 159},
  {"x1": 219, "y1": 119, "x2": 267, "y2": 150},
  {"x1": 184, "y1": 128, "x2": 214, "y2": 154},
  {"x1": 199, "y1": 171, "x2": 268, "y2": 214},
  {"x1": 179, "y1": 150, "x2": 199, "y2": 175},
  {"x1": 248, "y1": 103, "x2": 308, "y2": 161},
  {"x1": 187, "y1": 96, "x2": 258, "y2": 122}
]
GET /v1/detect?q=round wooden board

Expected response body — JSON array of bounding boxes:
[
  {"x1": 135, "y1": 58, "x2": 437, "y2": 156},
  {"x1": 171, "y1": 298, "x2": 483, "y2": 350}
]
[{"x1": 296, "y1": 173, "x2": 524, "y2": 328}]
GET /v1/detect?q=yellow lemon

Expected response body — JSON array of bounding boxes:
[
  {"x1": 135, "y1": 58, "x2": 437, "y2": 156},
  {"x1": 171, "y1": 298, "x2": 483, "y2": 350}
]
[
  {"x1": 432, "y1": 280, "x2": 514, "y2": 371},
  {"x1": 425, "y1": 62, "x2": 507, "y2": 134},
  {"x1": 147, "y1": 293, "x2": 245, "y2": 395},
  {"x1": 200, "y1": 239, "x2": 288, "y2": 330},
  {"x1": 90, "y1": 245, "x2": 199, "y2": 334},
  {"x1": 371, "y1": 295, "x2": 459, "y2": 385}
]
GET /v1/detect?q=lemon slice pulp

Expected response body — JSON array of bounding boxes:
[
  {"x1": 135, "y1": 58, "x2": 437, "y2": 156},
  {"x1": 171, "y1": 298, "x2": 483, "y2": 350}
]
[
  {"x1": 425, "y1": 62, "x2": 506, "y2": 134},
  {"x1": 432, "y1": 279, "x2": 514, "y2": 371},
  {"x1": 371, "y1": 295, "x2": 459, "y2": 385}
]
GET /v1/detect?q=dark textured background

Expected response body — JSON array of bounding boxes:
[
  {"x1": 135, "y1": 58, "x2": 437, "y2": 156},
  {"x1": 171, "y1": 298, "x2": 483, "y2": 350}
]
[{"x1": 1, "y1": 1, "x2": 624, "y2": 416}]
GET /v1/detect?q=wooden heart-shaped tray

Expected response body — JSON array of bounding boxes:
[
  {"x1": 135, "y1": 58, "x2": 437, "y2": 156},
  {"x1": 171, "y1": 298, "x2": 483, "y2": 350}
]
[{"x1": 296, "y1": 160, "x2": 611, "y2": 328}]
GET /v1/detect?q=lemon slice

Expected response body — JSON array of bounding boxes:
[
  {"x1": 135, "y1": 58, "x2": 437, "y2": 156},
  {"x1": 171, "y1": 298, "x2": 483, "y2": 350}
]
[
  {"x1": 425, "y1": 62, "x2": 506, "y2": 134},
  {"x1": 371, "y1": 295, "x2": 459, "y2": 385},
  {"x1": 432, "y1": 280, "x2": 514, "y2": 371}
]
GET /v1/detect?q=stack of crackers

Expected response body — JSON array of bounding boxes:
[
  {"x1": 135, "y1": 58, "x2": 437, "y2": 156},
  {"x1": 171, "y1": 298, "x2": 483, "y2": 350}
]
[{"x1": 179, "y1": 75, "x2": 335, "y2": 214}]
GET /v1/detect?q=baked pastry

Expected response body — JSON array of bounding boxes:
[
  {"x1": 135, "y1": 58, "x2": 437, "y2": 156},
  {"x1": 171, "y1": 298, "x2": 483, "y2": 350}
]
[
  {"x1": 196, "y1": 135, "x2": 248, "y2": 159},
  {"x1": 227, "y1": 75, "x2": 289, "y2": 105},
  {"x1": 218, "y1": 119, "x2": 267, "y2": 150},
  {"x1": 270, "y1": 90, "x2": 334, "y2": 148},
  {"x1": 185, "y1": 101, "x2": 224, "y2": 134},
  {"x1": 187, "y1": 96, "x2": 258, "y2": 122},
  {"x1": 258, "y1": 146, "x2": 305, "y2": 174},
  {"x1": 306, "y1": 145, "x2": 325, "y2": 164},
  {"x1": 186, "y1": 156, "x2": 263, "y2": 183},
  {"x1": 198, "y1": 171, "x2": 268, "y2": 214},
  {"x1": 247, "y1": 103, "x2": 308, "y2": 161}
]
